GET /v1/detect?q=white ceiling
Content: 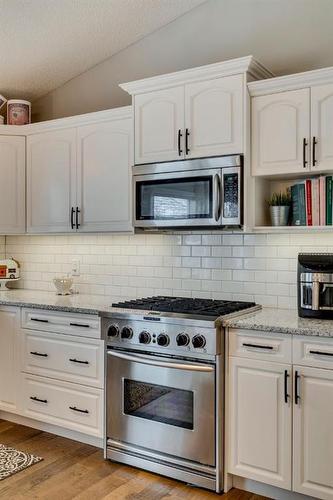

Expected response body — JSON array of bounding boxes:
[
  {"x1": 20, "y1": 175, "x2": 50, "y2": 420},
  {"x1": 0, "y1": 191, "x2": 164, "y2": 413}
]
[{"x1": 0, "y1": 0, "x2": 205, "y2": 101}]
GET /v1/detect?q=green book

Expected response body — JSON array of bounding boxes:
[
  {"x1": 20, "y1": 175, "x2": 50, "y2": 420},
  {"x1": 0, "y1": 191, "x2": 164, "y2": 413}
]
[
  {"x1": 326, "y1": 176, "x2": 332, "y2": 225},
  {"x1": 291, "y1": 183, "x2": 306, "y2": 226}
]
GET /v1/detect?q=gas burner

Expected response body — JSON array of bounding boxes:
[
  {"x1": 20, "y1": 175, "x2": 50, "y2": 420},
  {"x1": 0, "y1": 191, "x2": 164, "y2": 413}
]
[{"x1": 112, "y1": 296, "x2": 256, "y2": 319}]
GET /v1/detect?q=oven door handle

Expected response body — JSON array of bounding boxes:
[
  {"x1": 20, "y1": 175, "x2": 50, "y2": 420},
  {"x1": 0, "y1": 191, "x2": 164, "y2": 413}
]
[{"x1": 107, "y1": 350, "x2": 214, "y2": 372}]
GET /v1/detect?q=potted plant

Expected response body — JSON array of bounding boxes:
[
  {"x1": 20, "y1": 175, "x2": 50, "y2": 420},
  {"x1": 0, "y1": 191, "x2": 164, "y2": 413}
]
[{"x1": 268, "y1": 190, "x2": 291, "y2": 226}]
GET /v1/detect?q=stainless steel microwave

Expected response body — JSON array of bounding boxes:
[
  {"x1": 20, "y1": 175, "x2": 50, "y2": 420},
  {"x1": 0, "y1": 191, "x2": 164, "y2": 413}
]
[{"x1": 133, "y1": 155, "x2": 243, "y2": 229}]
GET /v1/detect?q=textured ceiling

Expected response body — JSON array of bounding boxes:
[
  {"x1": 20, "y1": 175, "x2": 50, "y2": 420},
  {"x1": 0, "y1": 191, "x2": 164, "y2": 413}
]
[{"x1": 0, "y1": 0, "x2": 205, "y2": 101}]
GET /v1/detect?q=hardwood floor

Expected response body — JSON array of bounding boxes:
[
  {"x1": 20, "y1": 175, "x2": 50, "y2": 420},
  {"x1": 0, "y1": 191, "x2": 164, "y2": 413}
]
[{"x1": 0, "y1": 420, "x2": 269, "y2": 499}]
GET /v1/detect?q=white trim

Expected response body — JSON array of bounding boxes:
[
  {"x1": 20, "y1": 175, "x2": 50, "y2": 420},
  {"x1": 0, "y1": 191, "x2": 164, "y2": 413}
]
[
  {"x1": 233, "y1": 475, "x2": 316, "y2": 500},
  {"x1": 0, "y1": 106, "x2": 132, "y2": 136},
  {"x1": 0, "y1": 410, "x2": 103, "y2": 448},
  {"x1": 120, "y1": 56, "x2": 273, "y2": 95},
  {"x1": 248, "y1": 66, "x2": 333, "y2": 97}
]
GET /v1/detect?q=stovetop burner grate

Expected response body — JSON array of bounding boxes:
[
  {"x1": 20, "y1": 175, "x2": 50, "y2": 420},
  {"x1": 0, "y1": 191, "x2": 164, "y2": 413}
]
[{"x1": 112, "y1": 296, "x2": 256, "y2": 318}]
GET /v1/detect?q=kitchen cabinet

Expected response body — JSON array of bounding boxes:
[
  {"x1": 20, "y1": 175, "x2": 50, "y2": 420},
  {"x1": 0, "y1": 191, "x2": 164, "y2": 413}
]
[
  {"x1": 77, "y1": 118, "x2": 132, "y2": 232},
  {"x1": 311, "y1": 83, "x2": 333, "y2": 172},
  {"x1": 0, "y1": 307, "x2": 20, "y2": 413},
  {"x1": 134, "y1": 86, "x2": 184, "y2": 164},
  {"x1": 26, "y1": 107, "x2": 132, "y2": 233},
  {"x1": 27, "y1": 128, "x2": 77, "y2": 233},
  {"x1": 185, "y1": 75, "x2": 243, "y2": 159},
  {"x1": 252, "y1": 88, "x2": 310, "y2": 176},
  {"x1": 229, "y1": 356, "x2": 292, "y2": 490},
  {"x1": 0, "y1": 135, "x2": 25, "y2": 234},
  {"x1": 293, "y1": 366, "x2": 333, "y2": 500}
]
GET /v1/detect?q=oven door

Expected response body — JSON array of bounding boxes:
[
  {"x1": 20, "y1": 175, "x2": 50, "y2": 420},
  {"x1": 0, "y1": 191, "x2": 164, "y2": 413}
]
[
  {"x1": 133, "y1": 169, "x2": 222, "y2": 227},
  {"x1": 107, "y1": 350, "x2": 215, "y2": 466}
]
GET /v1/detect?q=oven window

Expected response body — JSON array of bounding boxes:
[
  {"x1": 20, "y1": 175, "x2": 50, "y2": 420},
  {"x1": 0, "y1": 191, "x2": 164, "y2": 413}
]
[
  {"x1": 136, "y1": 176, "x2": 212, "y2": 221},
  {"x1": 123, "y1": 379, "x2": 194, "y2": 430}
]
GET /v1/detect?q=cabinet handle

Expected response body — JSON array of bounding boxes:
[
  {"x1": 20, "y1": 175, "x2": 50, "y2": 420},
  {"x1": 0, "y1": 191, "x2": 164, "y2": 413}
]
[
  {"x1": 69, "y1": 322, "x2": 90, "y2": 328},
  {"x1": 242, "y1": 342, "x2": 274, "y2": 350},
  {"x1": 30, "y1": 396, "x2": 48, "y2": 404},
  {"x1": 30, "y1": 351, "x2": 48, "y2": 357},
  {"x1": 69, "y1": 358, "x2": 89, "y2": 365},
  {"x1": 71, "y1": 207, "x2": 75, "y2": 230},
  {"x1": 69, "y1": 406, "x2": 89, "y2": 414},
  {"x1": 177, "y1": 129, "x2": 183, "y2": 156},
  {"x1": 185, "y1": 128, "x2": 190, "y2": 155},
  {"x1": 303, "y1": 138, "x2": 308, "y2": 168},
  {"x1": 312, "y1": 136, "x2": 317, "y2": 166},
  {"x1": 294, "y1": 370, "x2": 301, "y2": 405},
  {"x1": 31, "y1": 317, "x2": 49, "y2": 323},
  {"x1": 76, "y1": 207, "x2": 80, "y2": 229},
  {"x1": 284, "y1": 370, "x2": 290, "y2": 403},
  {"x1": 309, "y1": 349, "x2": 333, "y2": 357}
]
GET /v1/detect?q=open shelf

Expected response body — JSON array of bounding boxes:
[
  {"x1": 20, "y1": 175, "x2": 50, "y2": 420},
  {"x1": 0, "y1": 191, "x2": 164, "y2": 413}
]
[{"x1": 252, "y1": 225, "x2": 333, "y2": 233}]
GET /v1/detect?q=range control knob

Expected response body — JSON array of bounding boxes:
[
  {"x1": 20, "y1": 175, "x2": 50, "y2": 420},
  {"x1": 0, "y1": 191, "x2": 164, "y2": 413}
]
[
  {"x1": 157, "y1": 333, "x2": 170, "y2": 347},
  {"x1": 121, "y1": 326, "x2": 133, "y2": 340},
  {"x1": 176, "y1": 333, "x2": 190, "y2": 347},
  {"x1": 192, "y1": 334, "x2": 206, "y2": 349},
  {"x1": 107, "y1": 324, "x2": 119, "y2": 338},
  {"x1": 139, "y1": 331, "x2": 151, "y2": 344}
]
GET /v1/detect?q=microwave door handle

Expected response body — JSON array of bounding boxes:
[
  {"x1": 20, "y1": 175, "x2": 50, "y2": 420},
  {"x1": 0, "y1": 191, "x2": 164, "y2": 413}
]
[
  {"x1": 107, "y1": 350, "x2": 214, "y2": 373},
  {"x1": 213, "y1": 174, "x2": 222, "y2": 222}
]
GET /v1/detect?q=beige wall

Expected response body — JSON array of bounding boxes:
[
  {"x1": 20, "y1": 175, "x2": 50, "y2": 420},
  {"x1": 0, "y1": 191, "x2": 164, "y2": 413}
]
[{"x1": 33, "y1": 0, "x2": 333, "y2": 121}]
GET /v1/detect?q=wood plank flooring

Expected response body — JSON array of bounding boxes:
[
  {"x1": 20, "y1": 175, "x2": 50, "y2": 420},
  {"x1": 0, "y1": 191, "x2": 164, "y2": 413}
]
[{"x1": 0, "y1": 420, "x2": 269, "y2": 499}]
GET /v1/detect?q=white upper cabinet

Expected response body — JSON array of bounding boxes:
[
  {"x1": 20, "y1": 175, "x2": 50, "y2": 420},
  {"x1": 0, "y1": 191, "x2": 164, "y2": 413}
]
[
  {"x1": 121, "y1": 57, "x2": 273, "y2": 165},
  {"x1": 185, "y1": 74, "x2": 243, "y2": 158},
  {"x1": 0, "y1": 136, "x2": 25, "y2": 234},
  {"x1": 252, "y1": 88, "x2": 310, "y2": 176},
  {"x1": 311, "y1": 83, "x2": 333, "y2": 172},
  {"x1": 27, "y1": 128, "x2": 77, "y2": 233},
  {"x1": 293, "y1": 366, "x2": 333, "y2": 500},
  {"x1": 134, "y1": 86, "x2": 184, "y2": 164},
  {"x1": 228, "y1": 356, "x2": 292, "y2": 490},
  {"x1": 77, "y1": 117, "x2": 132, "y2": 232}
]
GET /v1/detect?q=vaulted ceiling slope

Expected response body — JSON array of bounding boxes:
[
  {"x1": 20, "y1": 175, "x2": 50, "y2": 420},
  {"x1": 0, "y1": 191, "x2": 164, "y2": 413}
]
[{"x1": 0, "y1": 0, "x2": 206, "y2": 100}]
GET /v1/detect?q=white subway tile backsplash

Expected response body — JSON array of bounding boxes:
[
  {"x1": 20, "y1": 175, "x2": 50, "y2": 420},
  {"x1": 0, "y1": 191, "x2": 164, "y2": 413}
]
[{"x1": 6, "y1": 232, "x2": 333, "y2": 309}]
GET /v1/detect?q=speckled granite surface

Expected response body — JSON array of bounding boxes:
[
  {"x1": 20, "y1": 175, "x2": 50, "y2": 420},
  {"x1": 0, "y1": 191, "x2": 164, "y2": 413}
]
[
  {"x1": 0, "y1": 290, "x2": 116, "y2": 315},
  {"x1": 224, "y1": 307, "x2": 333, "y2": 338}
]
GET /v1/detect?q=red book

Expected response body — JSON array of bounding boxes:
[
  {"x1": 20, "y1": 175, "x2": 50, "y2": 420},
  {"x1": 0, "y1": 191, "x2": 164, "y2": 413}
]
[{"x1": 306, "y1": 179, "x2": 312, "y2": 226}]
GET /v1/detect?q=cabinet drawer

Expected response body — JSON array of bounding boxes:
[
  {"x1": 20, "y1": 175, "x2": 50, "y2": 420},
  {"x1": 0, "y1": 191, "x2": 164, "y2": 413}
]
[
  {"x1": 293, "y1": 336, "x2": 333, "y2": 369},
  {"x1": 21, "y1": 308, "x2": 100, "y2": 339},
  {"x1": 21, "y1": 330, "x2": 104, "y2": 388},
  {"x1": 21, "y1": 374, "x2": 103, "y2": 437},
  {"x1": 228, "y1": 328, "x2": 292, "y2": 363}
]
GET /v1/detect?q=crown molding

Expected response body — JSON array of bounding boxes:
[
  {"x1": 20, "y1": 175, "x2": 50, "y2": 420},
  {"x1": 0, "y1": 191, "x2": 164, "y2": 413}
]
[
  {"x1": 120, "y1": 56, "x2": 274, "y2": 95},
  {"x1": 0, "y1": 106, "x2": 132, "y2": 136},
  {"x1": 248, "y1": 66, "x2": 333, "y2": 97}
]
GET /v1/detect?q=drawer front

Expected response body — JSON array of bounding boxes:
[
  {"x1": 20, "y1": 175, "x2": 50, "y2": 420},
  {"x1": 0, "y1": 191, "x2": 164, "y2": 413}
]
[
  {"x1": 21, "y1": 374, "x2": 103, "y2": 437},
  {"x1": 21, "y1": 330, "x2": 104, "y2": 388},
  {"x1": 22, "y1": 308, "x2": 100, "y2": 339},
  {"x1": 228, "y1": 328, "x2": 292, "y2": 363},
  {"x1": 293, "y1": 336, "x2": 333, "y2": 369}
]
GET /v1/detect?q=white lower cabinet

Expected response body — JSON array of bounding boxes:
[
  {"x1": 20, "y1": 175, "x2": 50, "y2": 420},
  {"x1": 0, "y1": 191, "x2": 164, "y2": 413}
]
[
  {"x1": 228, "y1": 330, "x2": 333, "y2": 500},
  {"x1": 228, "y1": 356, "x2": 292, "y2": 489},
  {"x1": 0, "y1": 307, "x2": 20, "y2": 413},
  {"x1": 293, "y1": 366, "x2": 333, "y2": 500}
]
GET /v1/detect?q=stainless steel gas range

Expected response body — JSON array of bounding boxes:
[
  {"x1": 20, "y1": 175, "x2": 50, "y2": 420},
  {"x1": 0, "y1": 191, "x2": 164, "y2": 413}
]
[{"x1": 101, "y1": 296, "x2": 260, "y2": 493}]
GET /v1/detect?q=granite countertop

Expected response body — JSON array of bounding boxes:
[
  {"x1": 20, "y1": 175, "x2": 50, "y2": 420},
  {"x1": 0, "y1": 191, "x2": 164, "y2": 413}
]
[
  {"x1": 0, "y1": 289, "x2": 117, "y2": 315},
  {"x1": 224, "y1": 307, "x2": 333, "y2": 338}
]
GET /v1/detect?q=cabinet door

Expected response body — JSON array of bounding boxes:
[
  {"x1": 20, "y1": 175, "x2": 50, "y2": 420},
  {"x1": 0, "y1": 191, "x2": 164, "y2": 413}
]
[
  {"x1": 228, "y1": 356, "x2": 292, "y2": 489},
  {"x1": 252, "y1": 88, "x2": 310, "y2": 176},
  {"x1": 0, "y1": 136, "x2": 25, "y2": 234},
  {"x1": 134, "y1": 86, "x2": 184, "y2": 164},
  {"x1": 311, "y1": 83, "x2": 333, "y2": 172},
  {"x1": 0, "y1": 307, "x2": 19, "y2": 412},
  {"x1": 293, "y1": 366, "x2": 333, "y2": 500},
  {"x1": 185, "y1": 74, "x2": 243, "y2": 158},
  {"x1": 77, "y1": 118, "x2": 132, "y2": 232},
  {"x1": 27, "y1": 129, "x2": 77, "y2": 233}
]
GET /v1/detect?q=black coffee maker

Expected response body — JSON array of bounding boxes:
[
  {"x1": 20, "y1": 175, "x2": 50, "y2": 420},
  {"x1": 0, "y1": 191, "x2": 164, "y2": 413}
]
[{"x1": 298, "y1": 253, "x2": 333, "y2": 319}]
